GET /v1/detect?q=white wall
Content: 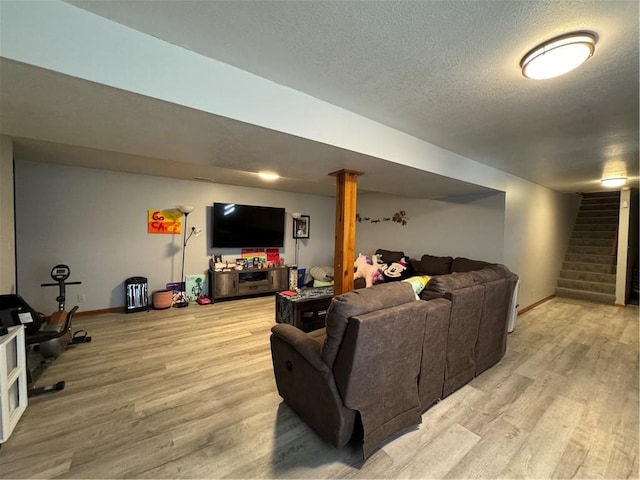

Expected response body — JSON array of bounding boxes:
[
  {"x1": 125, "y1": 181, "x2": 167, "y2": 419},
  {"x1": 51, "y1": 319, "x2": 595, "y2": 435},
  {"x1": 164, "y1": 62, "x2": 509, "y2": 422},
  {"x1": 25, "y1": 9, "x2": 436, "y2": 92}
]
[
  {"x1": 355, "y1": 192, "x2": 505, "y2": 262},
  {"x1": 14, "y1": 157, "x2": 580, "y2": 313},
  {"x1": 355, "y1": 187, "x2": 581, "y2": 311},
  {"x1": 14, "y1": 160, "x2": 334, "y2": 313},
  {"x1": 0, "y1": 136, "x2": 16, "y2": 294},
  {"x1": 503, "y1": 179, "x2": 580, "y2": 309},
  {"x1": 615, "y1": 188, "x2": 631, "y2": 305},
  {"x1": 626, "y1": 189, "x2": 639, "y2": 302}
]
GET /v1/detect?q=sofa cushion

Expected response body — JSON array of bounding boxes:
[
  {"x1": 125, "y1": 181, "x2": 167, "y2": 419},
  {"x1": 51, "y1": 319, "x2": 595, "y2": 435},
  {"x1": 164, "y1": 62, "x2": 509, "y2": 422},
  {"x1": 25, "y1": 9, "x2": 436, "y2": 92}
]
[
  {"x1": 419, "y1": 289, "x2": 444, "y2": 301},
  {"x1": 470, "y1": 267, "x2": 502, "y2": 284},
  {"x1": 375, "y1": 249, "x2": 406, "y2": 264},
  {"x1": 409, "y1": 258, "x2": 422, "y2": 273},
  {"x1": 416, "y1": 254, "x2": 454, "y2": 275},
  {"x1": 425, "y1": 271, "x2": 476, "y2": 294},
  {"x1": 451, "y1": 257, "x2": 489, "y2": 272},
  {"x1": 322, "y1": 282, "x2": 417, "y2": 368}
]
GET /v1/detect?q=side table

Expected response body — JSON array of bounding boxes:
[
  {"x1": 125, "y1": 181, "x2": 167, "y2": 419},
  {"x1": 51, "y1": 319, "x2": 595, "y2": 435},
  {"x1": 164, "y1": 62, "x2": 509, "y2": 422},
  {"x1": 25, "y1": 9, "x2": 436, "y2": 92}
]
[{"x1": 275, "y1": 287, "x2": 333, "y2": 333}]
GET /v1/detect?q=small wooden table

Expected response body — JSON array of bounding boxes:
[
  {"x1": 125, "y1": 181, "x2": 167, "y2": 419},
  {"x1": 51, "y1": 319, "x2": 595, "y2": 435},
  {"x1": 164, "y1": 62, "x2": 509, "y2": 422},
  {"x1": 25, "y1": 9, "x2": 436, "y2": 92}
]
[{"x1": 275, "y1": 287, "x2": 333, "y2": 333}]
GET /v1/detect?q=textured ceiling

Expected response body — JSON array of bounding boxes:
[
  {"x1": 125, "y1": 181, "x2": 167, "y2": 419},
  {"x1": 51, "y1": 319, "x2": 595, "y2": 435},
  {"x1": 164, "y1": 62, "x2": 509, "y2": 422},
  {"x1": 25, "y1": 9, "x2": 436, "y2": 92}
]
[{"x1": 2, "y1": 0, "x2": 639, "y2": 195}]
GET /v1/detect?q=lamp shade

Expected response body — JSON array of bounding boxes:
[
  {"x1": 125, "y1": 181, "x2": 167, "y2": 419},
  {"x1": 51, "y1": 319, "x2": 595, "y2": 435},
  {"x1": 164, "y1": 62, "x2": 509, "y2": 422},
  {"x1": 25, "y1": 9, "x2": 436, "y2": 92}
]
[
  {"x1": 177, "y1": 205, "x2": 195, "y2": 214},
  {"x1": 521, "y1": 32, "x2": 596, "y2": 80}
]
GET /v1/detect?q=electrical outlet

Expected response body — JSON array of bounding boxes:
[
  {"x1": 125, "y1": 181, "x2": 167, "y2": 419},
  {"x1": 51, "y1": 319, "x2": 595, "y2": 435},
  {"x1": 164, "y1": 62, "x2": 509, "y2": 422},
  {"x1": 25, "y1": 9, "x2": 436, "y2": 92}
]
[{"x1": 77, "y1": 294, "x2": 86, "y2": 303}]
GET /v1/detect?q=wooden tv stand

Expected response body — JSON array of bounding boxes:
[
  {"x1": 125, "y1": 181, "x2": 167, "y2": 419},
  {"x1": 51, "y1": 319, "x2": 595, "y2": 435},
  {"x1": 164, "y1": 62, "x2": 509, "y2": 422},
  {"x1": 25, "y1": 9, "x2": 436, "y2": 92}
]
[{"x1": 208, "y1": 266, "x2": 288, "y2": 300}]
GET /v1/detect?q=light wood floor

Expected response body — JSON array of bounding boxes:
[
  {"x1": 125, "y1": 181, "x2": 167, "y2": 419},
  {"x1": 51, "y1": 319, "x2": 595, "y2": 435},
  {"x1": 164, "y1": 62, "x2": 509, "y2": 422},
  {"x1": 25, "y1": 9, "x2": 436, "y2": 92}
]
[{"x1": 1, "y1": 296, "x2": 637, "y2": 479}]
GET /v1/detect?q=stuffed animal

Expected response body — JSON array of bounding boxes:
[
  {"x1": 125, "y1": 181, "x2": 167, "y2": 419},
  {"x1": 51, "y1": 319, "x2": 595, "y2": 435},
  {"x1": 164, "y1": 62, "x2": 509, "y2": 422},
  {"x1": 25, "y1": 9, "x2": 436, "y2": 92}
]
[
  {"x1": 380, "y1": 256, "x2": 414, "y2": 282},
  {"x1": 354, "y1": 254, "x2": 383, "y2": 288}
]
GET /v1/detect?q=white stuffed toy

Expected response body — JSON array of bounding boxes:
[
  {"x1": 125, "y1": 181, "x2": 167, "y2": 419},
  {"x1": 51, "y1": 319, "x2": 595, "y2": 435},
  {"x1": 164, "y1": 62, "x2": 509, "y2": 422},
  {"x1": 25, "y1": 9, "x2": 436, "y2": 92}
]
[{"x1": 354, "y1": 253, "x2": 383, "y2": 287}]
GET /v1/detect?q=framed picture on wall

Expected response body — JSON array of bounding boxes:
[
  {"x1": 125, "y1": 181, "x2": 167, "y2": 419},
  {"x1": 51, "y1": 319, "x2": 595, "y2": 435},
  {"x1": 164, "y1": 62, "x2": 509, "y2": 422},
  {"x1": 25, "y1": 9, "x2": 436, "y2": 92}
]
[{"x1": 293, "y1": 215, "x2": 310, "y2": 239}]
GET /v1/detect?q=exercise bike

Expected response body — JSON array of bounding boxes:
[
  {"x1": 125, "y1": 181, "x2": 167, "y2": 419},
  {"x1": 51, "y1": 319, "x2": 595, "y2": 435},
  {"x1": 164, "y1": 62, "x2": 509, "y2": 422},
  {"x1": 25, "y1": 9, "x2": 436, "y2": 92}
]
[
  {"x1": 39, "y1": 264, "x2": 91, "y2": 356},
  {"x1": 20, "y1": 264, "x2": 91, "y2": 396}
]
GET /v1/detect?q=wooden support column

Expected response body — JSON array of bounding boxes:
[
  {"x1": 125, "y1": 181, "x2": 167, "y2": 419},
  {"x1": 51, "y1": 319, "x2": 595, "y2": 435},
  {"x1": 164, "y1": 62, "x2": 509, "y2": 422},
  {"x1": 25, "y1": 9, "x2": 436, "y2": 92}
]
[{"x1": 330, "y1": 169, "x2": 363, "y2": 296}]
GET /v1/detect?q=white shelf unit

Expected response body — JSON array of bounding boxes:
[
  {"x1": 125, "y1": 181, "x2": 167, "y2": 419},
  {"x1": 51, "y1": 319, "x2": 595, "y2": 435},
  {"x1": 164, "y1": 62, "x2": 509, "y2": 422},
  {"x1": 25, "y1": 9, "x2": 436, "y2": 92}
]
[{"x1": 0, "y1": 326, "x2": 28, "y2": 444}]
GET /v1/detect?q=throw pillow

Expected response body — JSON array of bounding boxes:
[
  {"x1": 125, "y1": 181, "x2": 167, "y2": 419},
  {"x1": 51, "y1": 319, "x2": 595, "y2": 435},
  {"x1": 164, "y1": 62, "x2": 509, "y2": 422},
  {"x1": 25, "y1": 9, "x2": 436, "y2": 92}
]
[
  {"x1": 402, "y1": 275, "x2": 432, "y2": 298},
  {"x1": 310, "y1": 265, "x2": 334, "y2": 282},
  {"x1": 375, "y1": 249, "x2": 406, "y2": 264},
  {"x1": 450, "y1": 257, "x2": 489, "y2": 273},
  {"x1": 418, "y1": 254, "x2": 453, "y2": 275},
  {"x1": 380, "y1": 256, "x2": 415, "y2": 282}
]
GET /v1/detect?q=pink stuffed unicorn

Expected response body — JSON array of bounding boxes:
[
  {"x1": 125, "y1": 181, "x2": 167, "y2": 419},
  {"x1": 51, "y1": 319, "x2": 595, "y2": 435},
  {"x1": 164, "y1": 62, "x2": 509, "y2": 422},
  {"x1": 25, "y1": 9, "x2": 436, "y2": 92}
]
[{"x1": 354, "y1": 253, "x2": 383, "y2": 287}]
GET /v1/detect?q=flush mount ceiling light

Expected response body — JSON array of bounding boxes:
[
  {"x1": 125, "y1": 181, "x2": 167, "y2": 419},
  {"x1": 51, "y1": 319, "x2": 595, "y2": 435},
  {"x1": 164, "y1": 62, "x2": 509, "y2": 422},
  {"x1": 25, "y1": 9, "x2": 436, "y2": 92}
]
[
  {"x1": 521, "y1": 32, "x2": 596, "y2": 80},
  {"x1": 601, "y1": 177, "x2": 627, "y2": 188},
  {"x1": 258, "y1": 171, "x2": 280, "y2": 181}
]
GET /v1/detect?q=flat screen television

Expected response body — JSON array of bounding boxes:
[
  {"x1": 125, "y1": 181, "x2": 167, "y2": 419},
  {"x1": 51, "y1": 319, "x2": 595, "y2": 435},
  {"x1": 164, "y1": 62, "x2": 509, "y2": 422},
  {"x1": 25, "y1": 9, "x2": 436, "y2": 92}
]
[{"x1": 212, "y1": 203, "x2": 285, "y2": 248}]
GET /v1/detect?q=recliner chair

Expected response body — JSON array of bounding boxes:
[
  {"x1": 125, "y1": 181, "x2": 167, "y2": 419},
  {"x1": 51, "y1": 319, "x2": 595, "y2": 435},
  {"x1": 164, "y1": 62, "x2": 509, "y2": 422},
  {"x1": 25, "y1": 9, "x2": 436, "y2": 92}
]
[{"x1": 270, "y1": 282, "x2": 429, "y2": 458}]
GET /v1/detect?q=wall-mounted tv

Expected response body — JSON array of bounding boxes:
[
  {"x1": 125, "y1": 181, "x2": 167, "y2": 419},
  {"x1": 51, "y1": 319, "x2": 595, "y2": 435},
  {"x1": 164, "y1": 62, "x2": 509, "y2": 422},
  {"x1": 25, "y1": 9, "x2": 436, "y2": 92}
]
[{"x1": 211, "y1": 203, "x2": 285, "y2": 248}]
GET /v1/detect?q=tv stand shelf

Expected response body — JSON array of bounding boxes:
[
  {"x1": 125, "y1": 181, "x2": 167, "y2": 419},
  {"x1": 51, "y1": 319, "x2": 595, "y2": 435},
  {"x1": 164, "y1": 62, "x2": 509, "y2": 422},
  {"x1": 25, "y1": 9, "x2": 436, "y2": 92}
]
[{"x1": 208, "y1": 267, "x2": 288, "y2": 300}]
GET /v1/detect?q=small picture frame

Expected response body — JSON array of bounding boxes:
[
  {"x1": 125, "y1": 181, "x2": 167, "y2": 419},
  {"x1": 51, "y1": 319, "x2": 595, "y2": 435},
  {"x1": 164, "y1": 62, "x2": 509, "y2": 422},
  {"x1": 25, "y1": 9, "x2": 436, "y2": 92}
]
[
  {"x1": 293, "y1": 215, "x2": 310, "y2": 239},
  {"x1": 214, "y1": 255, "x2": 222, "y2": 263}
]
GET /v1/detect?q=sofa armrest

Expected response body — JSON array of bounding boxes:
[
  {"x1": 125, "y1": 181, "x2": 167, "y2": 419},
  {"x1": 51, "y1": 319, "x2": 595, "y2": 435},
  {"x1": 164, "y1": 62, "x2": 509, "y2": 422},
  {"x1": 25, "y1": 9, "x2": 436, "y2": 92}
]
[
  {"x1": 271, "y1": 324, "x2": 329, "y2": 373},
  {"x1": 270, "y1": 323, "x2": 356, "y2": 448}
]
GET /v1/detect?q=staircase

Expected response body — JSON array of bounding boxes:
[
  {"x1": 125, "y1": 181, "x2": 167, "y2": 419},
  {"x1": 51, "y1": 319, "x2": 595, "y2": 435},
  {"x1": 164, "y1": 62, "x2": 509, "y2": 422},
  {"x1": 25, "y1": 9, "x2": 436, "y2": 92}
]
[{"x1": 556, "y1": 192, "x2": 620, "y2": 304}]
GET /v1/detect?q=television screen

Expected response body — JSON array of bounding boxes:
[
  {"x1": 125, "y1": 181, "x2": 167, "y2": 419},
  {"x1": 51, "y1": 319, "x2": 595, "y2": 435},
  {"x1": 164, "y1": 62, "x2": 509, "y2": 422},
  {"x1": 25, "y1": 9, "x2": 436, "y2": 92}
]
[{"x1": 212, "y1": 203, "x2": 285, "y2": 248}]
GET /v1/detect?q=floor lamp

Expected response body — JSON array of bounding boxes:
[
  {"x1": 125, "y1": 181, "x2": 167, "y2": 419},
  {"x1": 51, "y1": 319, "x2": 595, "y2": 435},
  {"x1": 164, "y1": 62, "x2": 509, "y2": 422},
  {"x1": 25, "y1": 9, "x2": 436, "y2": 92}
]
[{"x1": 174, "y1": 205, "x2": 201, "y2": 308}]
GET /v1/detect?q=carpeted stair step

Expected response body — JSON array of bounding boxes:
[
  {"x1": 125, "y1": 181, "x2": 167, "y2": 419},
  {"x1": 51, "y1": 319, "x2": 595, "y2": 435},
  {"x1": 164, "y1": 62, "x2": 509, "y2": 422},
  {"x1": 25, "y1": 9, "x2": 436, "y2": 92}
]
[
  {"x1": 555, "y1": 287, "x2": 615, "y2": 304},
  {"x1": 580, "y1": 203, "x2": 620, "y2": 211},
  {"x1": 567, "y1": 246, "x2": 613, "y2": 255},
  {"x1": 570, "y1": 237, "x2": 615, "y2": 247},
  {"x1": 572, "y1": 230, "x2": 616, "y2": 239},
  {"x1": 565, "y1": 254, "x2": 616, "y2": 265},
  {"x1": 582, "y1": 192, "x2": 621, "y2": 200},
  {"x1": 559, "y1": 269, "x2": 617, "y2": 284},
  {"x1": 578, "y1": 209, "x2": 620, "y2": 217},
  {"x1": 557, "y1": 278, "x2": 616, "y2": 294},
  {"x1": 562, "y1": 261, "x2": 617, "y2": 274},
  {"x1": 556, "y1": 192, "x2": 620, "y2": 306},
  {"x1": 575, "y1": 216, "x2": 619, "y2": 225},
  {"x1": 573, "y1": 223, "x2": 617, "y2": 232}
]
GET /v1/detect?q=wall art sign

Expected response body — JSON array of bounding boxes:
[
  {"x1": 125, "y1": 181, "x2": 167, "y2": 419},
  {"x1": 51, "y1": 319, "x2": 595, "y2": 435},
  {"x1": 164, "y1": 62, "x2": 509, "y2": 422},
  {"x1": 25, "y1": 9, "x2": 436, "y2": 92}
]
[{"x1": 148, "y1": 209, "x2": 182, "y2": 234}]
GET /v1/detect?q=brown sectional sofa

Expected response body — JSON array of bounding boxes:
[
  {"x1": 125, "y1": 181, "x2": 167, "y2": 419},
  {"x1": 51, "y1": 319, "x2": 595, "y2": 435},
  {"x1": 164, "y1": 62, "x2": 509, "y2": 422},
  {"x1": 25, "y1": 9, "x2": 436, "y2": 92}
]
[{"x1": 270, "y1": 249, "x2": 518, "y2": 458}]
